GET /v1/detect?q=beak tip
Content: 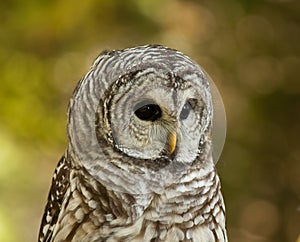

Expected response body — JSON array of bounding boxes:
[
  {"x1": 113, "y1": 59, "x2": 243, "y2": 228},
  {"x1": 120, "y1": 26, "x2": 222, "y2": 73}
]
[{"x1": 169, "y1": 132, "x2": 177, "y2": 155}]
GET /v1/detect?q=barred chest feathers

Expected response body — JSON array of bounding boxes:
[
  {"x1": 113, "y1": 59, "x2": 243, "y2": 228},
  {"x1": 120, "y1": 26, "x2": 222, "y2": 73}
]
[{"x1": 49, "y1": 159, "x2": 226, "y2": 242}]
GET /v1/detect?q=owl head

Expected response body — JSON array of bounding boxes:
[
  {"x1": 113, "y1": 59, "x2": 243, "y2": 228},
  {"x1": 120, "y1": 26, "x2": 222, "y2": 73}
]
[{"x1": 67, "y1": 45, "x2": 225, "y2": 194}]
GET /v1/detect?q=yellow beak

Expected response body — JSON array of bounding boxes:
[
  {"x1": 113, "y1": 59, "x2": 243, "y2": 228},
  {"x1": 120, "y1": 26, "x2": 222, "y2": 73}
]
[{"x1": 168, "y1": 131, "x2": 177, "y2": 155}]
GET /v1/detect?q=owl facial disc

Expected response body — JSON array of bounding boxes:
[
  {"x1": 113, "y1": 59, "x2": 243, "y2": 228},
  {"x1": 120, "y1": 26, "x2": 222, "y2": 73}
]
[{"x1": 68, "y1": 45, "x2": 226, "y2": 194}]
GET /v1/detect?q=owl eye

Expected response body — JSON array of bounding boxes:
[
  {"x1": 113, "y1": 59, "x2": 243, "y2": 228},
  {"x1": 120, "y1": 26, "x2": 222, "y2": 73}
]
[
  {"x1": 180, "y1": 99, "x2": 196, "y2": 120},
  {"x1": 134, "y1": 104, "x2": 162, "y2": 121}
]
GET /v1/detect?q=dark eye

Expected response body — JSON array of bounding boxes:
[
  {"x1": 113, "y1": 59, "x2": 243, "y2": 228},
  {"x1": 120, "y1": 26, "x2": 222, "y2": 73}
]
[
  {"x1": 180, "y1": 99, "x2": 196, "y2": 120},
  {"x1": 134, "y1": 104, "x2": 162, "y2": 121}
]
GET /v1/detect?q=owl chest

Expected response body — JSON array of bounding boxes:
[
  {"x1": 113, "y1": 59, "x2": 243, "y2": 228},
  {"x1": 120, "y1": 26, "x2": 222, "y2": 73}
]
[
  {"x1": 101, "y1": 207, "x2": 219, "y2": 242},
  {"x1": 55, "y1": 192, "x2": 221, "y2": 242},
  {"x1": 100, "y1": 195, "x2": 222, "y2": 242},
  {"x1": 115, "y1": 180, "x2": 226, "y2": 241},
  {"x1": 52, "y1": 169, "x2": 226, "y2": 242}
]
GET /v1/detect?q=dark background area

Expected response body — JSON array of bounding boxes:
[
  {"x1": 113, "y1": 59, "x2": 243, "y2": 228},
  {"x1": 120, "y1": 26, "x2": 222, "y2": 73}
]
[{"x1": 0, "y1": 0, "x2": 299, "y2": 241}]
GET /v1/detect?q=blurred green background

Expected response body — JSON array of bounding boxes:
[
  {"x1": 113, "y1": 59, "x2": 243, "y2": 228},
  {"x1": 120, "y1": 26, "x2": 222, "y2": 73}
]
[{"x1": 0, "y1": 0, "x2": 299, "y2": 241}]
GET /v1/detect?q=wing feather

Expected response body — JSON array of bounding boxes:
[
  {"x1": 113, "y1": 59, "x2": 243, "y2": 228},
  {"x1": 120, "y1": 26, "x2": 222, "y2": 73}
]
[{"x1": 38, "y1": 156, "x2": 70, "y2": 242}]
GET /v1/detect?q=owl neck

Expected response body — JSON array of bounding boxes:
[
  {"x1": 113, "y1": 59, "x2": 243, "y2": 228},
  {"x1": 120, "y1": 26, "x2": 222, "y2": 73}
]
[
  {"x1": 78, "y1": 158, "x2": 224, "y2": 223},
  {"x1": 145, "y1": 163, "x2": 225, "y2": 221},
  {"x1": 116, "y1": 163, "x2": 226, "y2": 239},
  {"x1": 68, "y1": 159, "x2": 226, "y2": 241}
]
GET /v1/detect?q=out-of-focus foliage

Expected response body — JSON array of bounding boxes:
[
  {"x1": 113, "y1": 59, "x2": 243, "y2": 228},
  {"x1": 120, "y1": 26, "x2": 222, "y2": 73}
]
[{"x1": 0, "y1": 0, "x2": 299, "y2": 241}]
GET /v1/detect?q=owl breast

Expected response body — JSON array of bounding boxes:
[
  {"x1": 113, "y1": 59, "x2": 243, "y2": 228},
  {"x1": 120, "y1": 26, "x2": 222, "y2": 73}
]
[{"x1": 49, "y1": 161, "x2": 226, "y2": 242}]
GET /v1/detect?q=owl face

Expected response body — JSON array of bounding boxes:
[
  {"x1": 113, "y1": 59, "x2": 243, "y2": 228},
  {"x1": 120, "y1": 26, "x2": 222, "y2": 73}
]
[
  {"x1": 68, "y1": 45, "x2": 221, "y2": 194},
  {"x1": 100, "y1": 67, "x2": 208, "y2": 165}
]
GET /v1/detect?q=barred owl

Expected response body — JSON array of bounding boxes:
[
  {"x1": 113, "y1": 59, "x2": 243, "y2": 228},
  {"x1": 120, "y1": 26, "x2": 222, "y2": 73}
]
[{"x1": 38, "y1": 45, "x2": 227, "y2": 242}]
